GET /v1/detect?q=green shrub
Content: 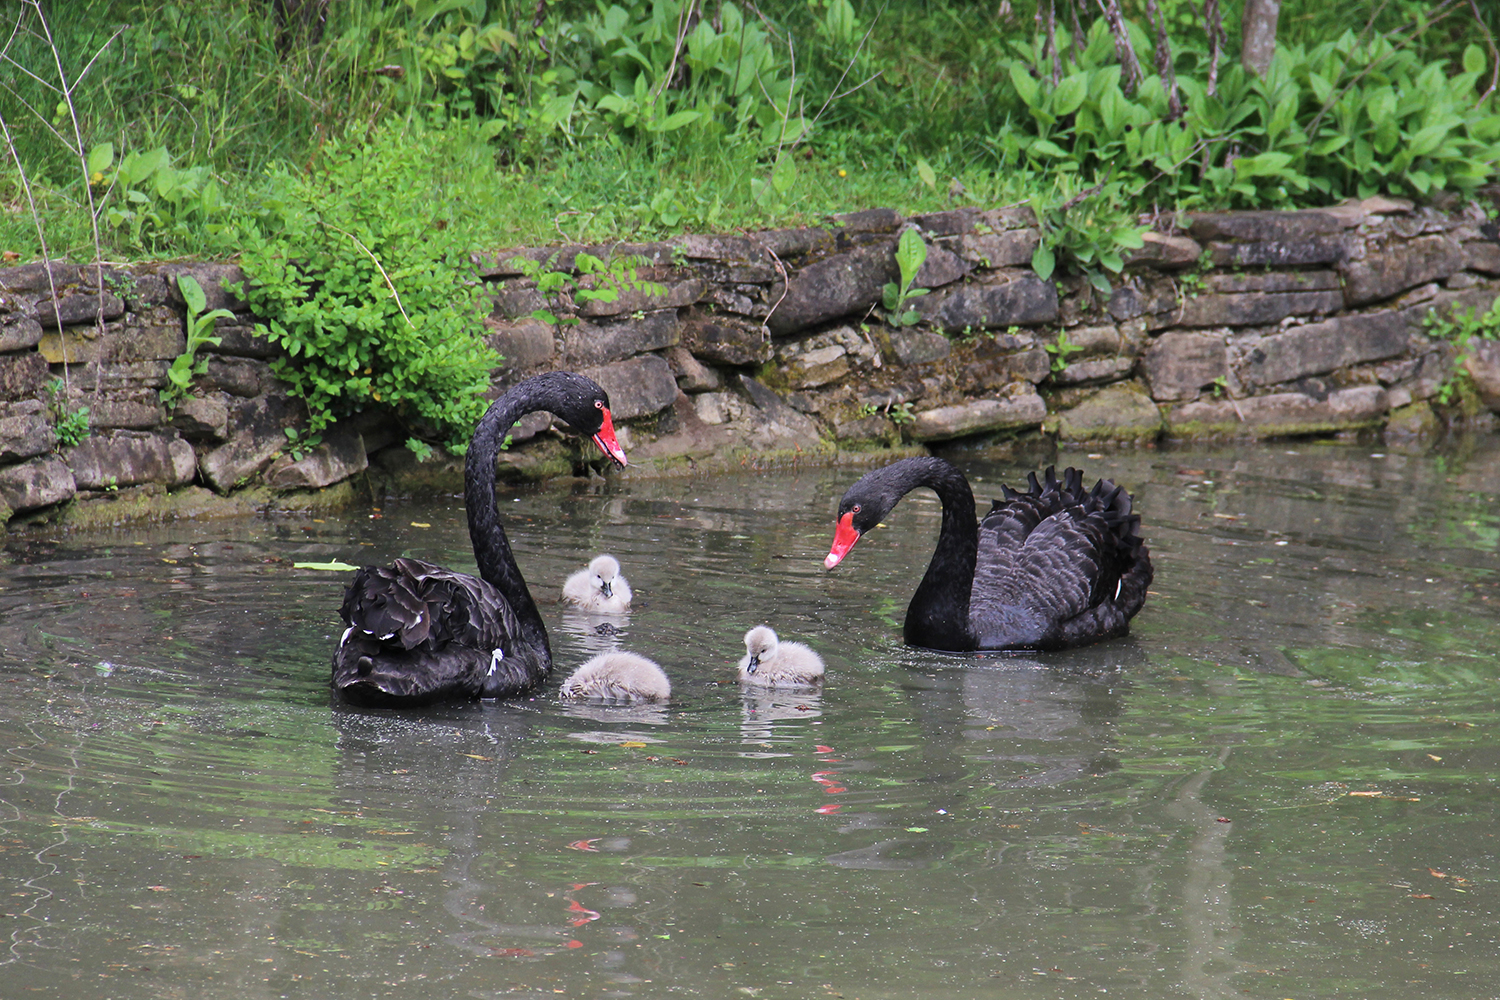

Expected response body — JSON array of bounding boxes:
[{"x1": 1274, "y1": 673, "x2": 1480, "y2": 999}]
[
  {"x1": 565, "y1": 0, "x2": 807, "y2": 150},
  {"x1": 235, "y1": 124, "x2": 499, "y2": 454},
  {"x1": 995, "y1": 20, "x2": 1500, "y2": 209}
]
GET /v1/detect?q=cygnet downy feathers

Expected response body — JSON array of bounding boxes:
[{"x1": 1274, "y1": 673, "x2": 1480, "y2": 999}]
[
  {"x1": 559, "y1": 651, "x2": 670, "y2": 703},
  {"x1": 562, "y1": 554, "x2": 633, "y2": 613},
  {"x1": 738, "y1": 626, "x2": 825, "y2": 688}
]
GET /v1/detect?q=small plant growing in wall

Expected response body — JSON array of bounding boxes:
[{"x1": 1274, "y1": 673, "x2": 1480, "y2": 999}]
[
  {"x1": 882, "y1": 228, "x2": 929, "y2": 327},
  {"x1": 161, "y1": 275, "x2": 233, "y2": 407},
  {"x1": 281, "y1": 427, "x2": 322, "y2": 462},
  {"x1": 511, "y1": 252, "x2": 666, "y2": 326},
  {"x1": 1424, "y1": 294, "x2": 1500, "y2": 406},
  {"x1": 886, "y1": 401, "x2": 917, "y2": 426},
  {"x1": 1178, "y1": 248, "x2": 1215, "y2": 299},
  {"x1": 1044, "y1": 330, "x2": 1085, "y2": 373},
  {"x1": 45, "y1": 378, "x2": 90, "y2": 447}
]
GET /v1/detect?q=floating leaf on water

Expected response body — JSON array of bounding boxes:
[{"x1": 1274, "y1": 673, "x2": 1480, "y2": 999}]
[
  {"x1": 619, "y1": 741, "x2": 647, "y2": 748},
  {"x1": 292, "y1": 561, "x2": 360, "y2": 572},
  {"x1": 462, "y1": 753, "x2": 494, "y2": 761},
  {"x1": 905, "y1": 826, "x2": 928, "y2": 833},
  {"x1": 410, "y1": 522, "x2": 431, "y2": 528}
]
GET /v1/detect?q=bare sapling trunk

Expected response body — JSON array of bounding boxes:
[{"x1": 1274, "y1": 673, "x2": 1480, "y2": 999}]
[
  {"x1": 1094, "y1": 0, "x2": 1143, "y2": 95},
  {"x1": 1199, "y1": 0, "x2": 1224, "y2": 96},
  {"x1": 1144, "y1": 0, "x2": 1182, "y2": 119},
  {"x1": 1241, "y1": 0, "x2": 1281, "y2": 77}
]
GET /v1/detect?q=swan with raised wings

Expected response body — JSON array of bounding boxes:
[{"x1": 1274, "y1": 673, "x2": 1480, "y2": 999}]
[
  {"x1": 824, "y1": 458, "x2": 1151, "y2": 652},
  {"x1": 332, "y1": 371, "x2": 628, "y2": 705}
]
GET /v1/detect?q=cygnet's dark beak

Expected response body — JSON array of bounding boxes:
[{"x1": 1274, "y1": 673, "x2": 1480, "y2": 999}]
[
  {"x1": 600, "y1": 580, "x2": 613, "y2": 598},
  {"x1": 746, "y1": 654, "x2": 760, "y2": 675}
]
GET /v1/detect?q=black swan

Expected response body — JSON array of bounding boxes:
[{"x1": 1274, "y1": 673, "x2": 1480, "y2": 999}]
[
  {"x1": 824, "y1": 458, "x2": 1152, "y2": 652},
  {"x1": 559, "y1": 651, "x2": 671, "y2": 703},
  {"x1": 738, "y1": 626, "x2": 825, "y2": 687},
  {"x1": 332, "y1": 371, "x2": 628, "y2": 705},
  {"x1": 562, "y1": 554, "x2": 633, "y2": 613}
]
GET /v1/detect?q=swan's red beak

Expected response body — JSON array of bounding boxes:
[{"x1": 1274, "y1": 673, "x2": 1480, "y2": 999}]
[
  {"x1": 592, "y1": 407, "x2": 628, "y2": 468},
  {"x1": 824, "y1": 511, "x2": 859, "y2": 569}
]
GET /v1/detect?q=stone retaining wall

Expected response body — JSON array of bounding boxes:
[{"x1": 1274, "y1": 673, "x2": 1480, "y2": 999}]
[{"x1": 3, "y1": 194, "x2": 1499, "y2": 528}]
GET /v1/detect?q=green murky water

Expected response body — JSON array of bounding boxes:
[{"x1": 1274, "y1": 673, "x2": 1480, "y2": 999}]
[{"x1": 1, "y1": 440, "x2": 1497, "y2": 999}]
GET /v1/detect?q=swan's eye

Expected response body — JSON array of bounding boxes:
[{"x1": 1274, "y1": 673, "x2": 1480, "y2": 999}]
[
  {"x1": 594, "y1": 399, "x2": 604, "y2": 409},
  {"x1": 851, "y1": 504, "x2": 861, "y2": 514}
]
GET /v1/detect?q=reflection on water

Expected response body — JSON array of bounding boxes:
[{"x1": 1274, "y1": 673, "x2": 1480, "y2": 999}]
[{"x1": 1, "y1": 439, "x2": 1497, "y2": 998}]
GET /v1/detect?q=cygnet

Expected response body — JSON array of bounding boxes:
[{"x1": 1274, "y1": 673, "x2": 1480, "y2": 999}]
[
  {"x1": 738, "y1": 626, "x2": 825, "y2": 688},
  {"x1": 562, "y1": 554, "x2": 633, "y2": 613},
  {"x1": 559, "y1": 651, "x2": 670, "y2": 703}
]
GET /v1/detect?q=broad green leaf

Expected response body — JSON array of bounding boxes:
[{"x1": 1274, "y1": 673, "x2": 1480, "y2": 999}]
[
  {"x1": 1308, "y1": 72, "x2": 1333, "y2": 105},
  {"x1": 1310, "y1": 135, "x2": 1350, "y2": 156},
  {"x1": 649, "y1": 109, "x2": 701, "y2": 133},
  {"x1": 1099, "y1": 85, "x2": 1126, "y2": 135},
  {"x1": 1009, "y1": 62, "x2": 1041, "y2": 110},
  {"x1": 895, "y1": 228, "x2": 928, "y2": 288},
  {"x1": 771, "y1": 155, "x2": 796, "y2": 195},
  {"x1": 1462, "y1": 44, "x2": 1485, "y2": 77},
  {"x1": 1267, "y1": 95, "x2": 1297, "y2": 143},
  {"x1": 1029, "y1": 139, "x2": 1069, "y2": 159},
  {"x1": 1031, "y1": 243, "x2": 1056, "y2": 281},
  {"x1": 915, "y1": 158, "x2": 936, "y2": 190},
  {"x1": 1407, "y1": 123, "x2": 1450, "y2": 158},
  {"x1": 293, "y1": 561, "x2": 361, "y2": 572},
  {"x1": 86, "y1": 142, "x2": 114, "y2": 175},
  {"x1": 1052, "y1": 74, "x2": 1088, "y2": 117},
  {"x1": 176, "y1": 274, "x2": 208, "y2": 316}
]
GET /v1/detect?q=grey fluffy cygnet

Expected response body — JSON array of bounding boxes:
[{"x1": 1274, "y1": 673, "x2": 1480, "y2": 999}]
[
  {"x1": 738, "y1": 626, "x2": 825, "y2": 688},
  {"x1": 562, "y1": 554, "x2": 633, "y2": 613},
  {"x1": 559, "y1": 651, "x2": 670, "y2": 703}
]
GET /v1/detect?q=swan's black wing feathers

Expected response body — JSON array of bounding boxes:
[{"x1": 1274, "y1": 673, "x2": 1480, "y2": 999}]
[
  {"x1": 332, "y1": 557, "x2": 549, "y2": 705},
  {"x1": 970, "y1": 467, "x2": 1152, "y2": 650}
]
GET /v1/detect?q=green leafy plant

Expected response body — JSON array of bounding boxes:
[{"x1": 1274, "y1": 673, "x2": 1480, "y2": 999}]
[
  {"x1": 882, "y1": 228, "x2": 929, "y2": 326},
  {"x1": 282, "y1": 427, "x2": 322, "y2": 463},
  {"x1": 885, "y1": 401, "x2": 916, "y2": 426},
  {"x1": 997, "y1": 18, "x2": 1500, "y2": 212},
  {"x1": 236, "y1": 125, "x2": 501, "y2": 454},
  {"x1": 1044, "y1": 330, "x2": 1086, "y2": 373},
  {"x1": 45, "y1": 378, "x2": 90, "y2": 448},
  {"x1": 568, "y1": 0, "x2": 807, "y2": 149},
  {"x1": 405, "y1": 437, "x2": 435, "y2": 463},
  {"x1": 510, "y1": 252, "x2": 666, "y2": 325},
  {"x1": 161, "y1": 275, "x2": 233, "y2": 408},
  {"x1": 1424, "y1": 295, "x2": 1500, "y2": 406},
  {"x1": 91, "y1": 143, "x2": 230, "y2": 253},
  {"x1": 1030, "y1": 175, "x2": 1148, "y2": 294}
]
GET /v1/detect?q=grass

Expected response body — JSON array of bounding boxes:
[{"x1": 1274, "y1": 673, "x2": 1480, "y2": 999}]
[{"x1": 1, "y1": 0, "x2": 1497, "y2": 265}]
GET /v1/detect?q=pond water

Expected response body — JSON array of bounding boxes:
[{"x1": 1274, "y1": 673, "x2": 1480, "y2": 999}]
[{"x1": 1, "y1": 438, "x2": 1497, "y2": 999}]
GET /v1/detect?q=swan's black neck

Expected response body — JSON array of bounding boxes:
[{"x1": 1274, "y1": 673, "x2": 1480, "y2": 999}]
[
  {"x1": 895, "y1": 458, "x2": 980, "y2": 651},
  {"x1": 464, "y1": 381, "x2": 556, "y2": 660}
]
